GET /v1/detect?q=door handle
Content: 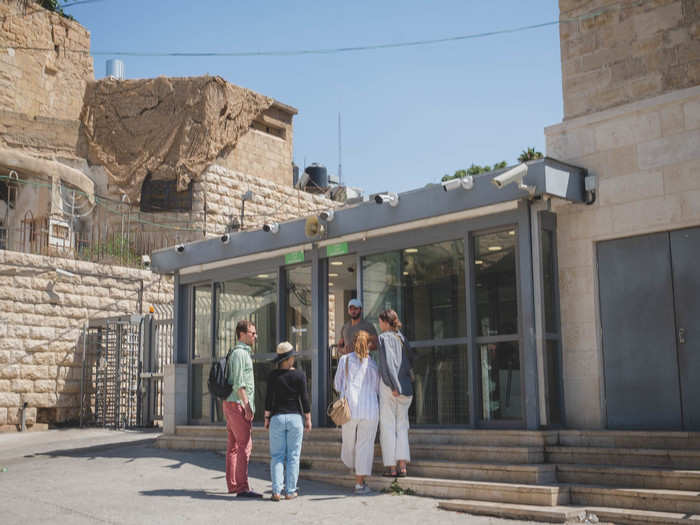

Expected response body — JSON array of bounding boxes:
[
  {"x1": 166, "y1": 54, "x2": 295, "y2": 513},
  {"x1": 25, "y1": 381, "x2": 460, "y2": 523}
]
[{"x1": 679, "y1": 328, "x2": 686, "y2": 344}]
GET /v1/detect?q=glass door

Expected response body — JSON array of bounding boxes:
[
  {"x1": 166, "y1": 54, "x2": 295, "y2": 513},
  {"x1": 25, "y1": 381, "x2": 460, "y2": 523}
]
[
  {"x1": 326, "y1": 254, "x2": 358, "y2": 424},
  {"x1": 284, "y1": 264, "x2": 313, "y2": 410}
]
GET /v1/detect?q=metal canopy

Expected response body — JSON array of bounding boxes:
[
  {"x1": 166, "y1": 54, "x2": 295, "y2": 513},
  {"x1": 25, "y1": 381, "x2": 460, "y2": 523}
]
[{"x1": 150, "y1": 157, "x2": 585, "y2": 274}]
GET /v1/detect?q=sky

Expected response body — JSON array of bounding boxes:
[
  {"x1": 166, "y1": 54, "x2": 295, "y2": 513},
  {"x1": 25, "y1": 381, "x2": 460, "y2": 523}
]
[{"x1": 65, "y1": 0, "x2": 564, "y2": 196}]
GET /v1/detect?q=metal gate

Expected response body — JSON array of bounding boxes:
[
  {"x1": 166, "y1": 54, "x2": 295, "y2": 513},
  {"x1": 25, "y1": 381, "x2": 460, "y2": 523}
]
[{"x1": 80, "y1": 308, "x2": 173, "y2": 429}]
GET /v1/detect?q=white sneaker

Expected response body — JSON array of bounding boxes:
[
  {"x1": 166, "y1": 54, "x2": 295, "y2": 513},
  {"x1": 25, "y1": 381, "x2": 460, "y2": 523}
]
[{"x1": 354, "y1": 484, "x2": 371, "y2": 495}]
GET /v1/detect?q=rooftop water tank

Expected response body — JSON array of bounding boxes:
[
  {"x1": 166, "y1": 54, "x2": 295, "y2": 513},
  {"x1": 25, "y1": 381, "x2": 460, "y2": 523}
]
[
  {"x1": 304, "y1": 163, "x2": 327, "y2": 192},
  {"x1": 106, "y1": 59, "x2": 125, "y2": 80}
]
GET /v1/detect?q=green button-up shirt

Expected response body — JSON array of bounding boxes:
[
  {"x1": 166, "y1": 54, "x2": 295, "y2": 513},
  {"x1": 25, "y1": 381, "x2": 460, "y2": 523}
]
[{"x1": 226, "y1": 342, "x2": 255, "y2": 413}]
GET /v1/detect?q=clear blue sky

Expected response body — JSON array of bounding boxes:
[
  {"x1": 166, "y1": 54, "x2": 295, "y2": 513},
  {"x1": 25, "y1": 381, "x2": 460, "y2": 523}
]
[{"x1": 66, "y1": 0, "x2": 564, "y2": 195}]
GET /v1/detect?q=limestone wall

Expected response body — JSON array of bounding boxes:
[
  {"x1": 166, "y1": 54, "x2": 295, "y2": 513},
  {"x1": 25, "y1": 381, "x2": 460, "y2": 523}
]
[
  {"x1": 218, "y1": 104, "x2": 295, "y2": 187},
  {"x1": 545, "y1": 85, "x2": 700, "y2": 428},
  {"x1": 0, "y1": 0, "x2": 94, "y2": 157},
  {"x1": 560, "y1": 0, "x2": 699, "y2": 120},
  {"x1": 0, "y1": 250, "x2": 173, "y2": 430}
]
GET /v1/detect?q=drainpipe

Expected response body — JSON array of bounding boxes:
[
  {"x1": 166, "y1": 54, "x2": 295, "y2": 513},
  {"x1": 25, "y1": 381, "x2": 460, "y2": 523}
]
[{"x1": 530, "y1": 197, "x2": 551, "y2": 426}]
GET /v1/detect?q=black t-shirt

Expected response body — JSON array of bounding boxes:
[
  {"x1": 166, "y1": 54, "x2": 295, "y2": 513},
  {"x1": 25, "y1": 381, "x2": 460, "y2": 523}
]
[{"x1": 264, "y1": 368, "x2": 311, "y2": 416}]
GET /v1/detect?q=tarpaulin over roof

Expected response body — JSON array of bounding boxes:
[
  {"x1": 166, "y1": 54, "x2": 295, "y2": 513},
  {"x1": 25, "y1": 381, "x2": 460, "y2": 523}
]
[{"x1": 80, "y1": 75, "x2": 273, "y2": 203}]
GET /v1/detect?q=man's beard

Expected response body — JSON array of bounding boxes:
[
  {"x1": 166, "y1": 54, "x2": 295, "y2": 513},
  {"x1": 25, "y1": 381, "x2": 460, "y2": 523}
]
[{"x1": 349, "y1": 312, "x2": 361, "y2": 320}]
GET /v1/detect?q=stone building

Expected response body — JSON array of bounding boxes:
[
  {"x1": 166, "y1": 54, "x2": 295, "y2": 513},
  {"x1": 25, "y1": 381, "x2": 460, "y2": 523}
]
[
  {"x1": 546, "y1": 0, "x2": 700, "y2": 429},
  {"x1": 0, "y1": 0, "x2": 335, "y2": 429}
]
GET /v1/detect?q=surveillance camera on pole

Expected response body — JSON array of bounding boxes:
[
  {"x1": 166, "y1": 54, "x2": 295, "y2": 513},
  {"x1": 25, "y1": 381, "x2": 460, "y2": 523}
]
[
  {"x1": 220, "y1": 233, "x2": 230, "y2": 244},
  {"x1": 141, "y1": 254, "x2": 151, "y2": 267},
  {"x1": 491, "y1": 163, "x2": 535, "y2": 196},
  {"x1": 319, "y1": 209, "x2": 335, "y2": 222},
  {"x1": 175, "y1": 244, "x2": 185, "y2": 254}
]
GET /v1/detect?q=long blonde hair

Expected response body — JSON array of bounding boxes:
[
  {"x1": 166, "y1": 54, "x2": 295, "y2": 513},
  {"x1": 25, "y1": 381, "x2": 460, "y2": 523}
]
[{"x1": 353, "y1": 330, "x2": 370, "y2": 361}]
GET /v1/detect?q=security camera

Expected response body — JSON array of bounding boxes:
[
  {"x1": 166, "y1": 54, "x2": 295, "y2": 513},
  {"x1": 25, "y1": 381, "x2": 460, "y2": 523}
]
[
  {"x1": 374, "y1": 192, "x2": 399, "y2": 207},
  {"x1": 319, "y1": 209, "x2": 335, "y2": 222},
  {"x1": 175, "y1": 244, "x2": 185, "y2": 254},
  {"x1": 262, "y1": 223, "x2": 279, "y2": 234},
  {"x1": 442, "y1": 176, "x2": 474, "y2": 192},
  {"x1": 141, "y1": 254, "x2": 151, "y2": 267},
  {"x1": 492, "y1": 163, "x2": 528, "y2": 189},
  {"x1": 220, "y1": 233, "x2": 230, "y2": 244}
]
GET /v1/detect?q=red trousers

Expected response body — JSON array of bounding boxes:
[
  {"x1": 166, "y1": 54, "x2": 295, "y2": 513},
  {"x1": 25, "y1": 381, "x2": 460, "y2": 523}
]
[{"x1": 224, "y1": 401, "x2": 252, "y2": 494}]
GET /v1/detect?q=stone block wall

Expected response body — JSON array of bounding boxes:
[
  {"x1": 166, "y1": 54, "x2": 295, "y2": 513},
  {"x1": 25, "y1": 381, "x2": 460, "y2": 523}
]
[
  {"x1": 0, "y1": 0, "x2": 94, "y2": 120},
  {"x1": 545, "y1": 85, "x2": 700, "y2": 428},
  {"x1": 560, "y1": 0, "x2": 699, "y2": 119},
  {"x1": 218, "y1": 104, "x2": 295, "y2": 187},
  {"x1": 0, "y1": 250, "x2": 173, "y2": 430}
]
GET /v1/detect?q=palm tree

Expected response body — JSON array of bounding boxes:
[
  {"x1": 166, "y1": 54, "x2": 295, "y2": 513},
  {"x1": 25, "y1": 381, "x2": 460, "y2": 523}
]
[{"x1": 518, "y1": 147, "x2": 543, "y2": 163}]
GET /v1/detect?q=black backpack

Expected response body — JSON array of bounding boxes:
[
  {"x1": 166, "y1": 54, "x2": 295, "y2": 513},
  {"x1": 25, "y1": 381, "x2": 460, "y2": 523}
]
[{"x1": 208, "y1": 349, "x2": 233, "y2": 399}]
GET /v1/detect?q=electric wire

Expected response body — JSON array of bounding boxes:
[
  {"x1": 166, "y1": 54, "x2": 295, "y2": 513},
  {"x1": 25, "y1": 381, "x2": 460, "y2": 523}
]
[{"x1": 1, "y1": 0, "x2": 653, "y2": 58}]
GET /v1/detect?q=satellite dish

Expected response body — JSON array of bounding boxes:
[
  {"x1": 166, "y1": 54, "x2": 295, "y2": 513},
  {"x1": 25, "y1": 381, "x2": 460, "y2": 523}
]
[{"x1": 304, "y1": 216, "x2": 325, "y2": 239}]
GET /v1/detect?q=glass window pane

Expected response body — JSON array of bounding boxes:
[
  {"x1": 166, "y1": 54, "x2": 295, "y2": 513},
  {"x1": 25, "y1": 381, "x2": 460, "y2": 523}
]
[
  {"x1": 190, "y1": 364, "x2": 212, "y2": 422},
  {"x1": 193, "y1": 285, "x2": 212, "y2": 359},
  {"x1": 474, "y1": 230, "x2": 518, "y2": 336},
  {"x1": 403, "y1": 240, "x2": 465, "y2": 341},
  {"x1": 411, "y1": 344, "x2": 469, "y2": 425},
  {"x1": 362, "y1": 239, "x2": 466, "y2": 341},
  {"x1": 286, "y1": 264, "x2": 312, "y2": 351},
  {"x1": 215, "y1": 275, "x2": 277, "y2": 358},
  {"x1": 362, "y1": 251, "x2": 400, "y2": 329},
  {"x1": 542, "y1": 230, "x2": 557, "y2": 334},
  {"x1": 479, "y1": 341, "x2": 522, "y2": 421},
  {"x1": 545, "y1": 339, "x2": 563, "y2": 425}
]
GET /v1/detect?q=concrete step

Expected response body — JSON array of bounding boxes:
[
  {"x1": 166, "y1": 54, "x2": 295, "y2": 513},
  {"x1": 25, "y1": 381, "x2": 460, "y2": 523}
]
[
  {"x1": 437, "y1": 500, "x2": 590, "y2": 523},
  {"x1": 570, "y1": 484, "x2": 700, "y2": 514},
  {"x1": 299, "y1": 469, "x2": 568, "y2": 506},
  {"x1": 547, "y1": 446, "x2": 700, "y2": 469},
  {"x1": 557, "y1": 464, "x2": 700, "y2": 491},
  {"x1": 173, "y1": 425, "x2": 556, "y2": 446},
  {"x1": 558, "y1": 430, "x2": 700, "y2": 451},
  {"x1": 250, "y1": 451, "x2": 556, "y2": 484},
  {"x1": 156, "y1": 434, "x2": 225, "y2": 451},
  {"x1": 251, "y1": 435, "x2": 543, "y2": 464},
  {"x1": 438, "y1": 500, "x2": 700, "y2": 525}
]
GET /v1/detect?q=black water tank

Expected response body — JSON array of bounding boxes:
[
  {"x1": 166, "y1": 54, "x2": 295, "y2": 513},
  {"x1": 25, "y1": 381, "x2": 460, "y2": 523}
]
[{"x1": 305, "y1": 163, "x2": 327, "y2": 190}]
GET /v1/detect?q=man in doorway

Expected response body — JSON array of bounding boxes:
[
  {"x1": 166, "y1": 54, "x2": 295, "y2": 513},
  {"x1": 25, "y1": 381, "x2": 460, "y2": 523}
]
[
  {"x1": 224, "y1": 320, "x2": 263, "y2": 498},
  {"x1": 338, "y1": 298, "x2": 378, "y2": 356}
]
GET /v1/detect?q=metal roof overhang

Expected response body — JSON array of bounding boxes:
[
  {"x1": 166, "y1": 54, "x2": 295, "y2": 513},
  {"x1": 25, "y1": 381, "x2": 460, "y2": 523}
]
[{"x1": 150, "y1": 157, "x2": 586, "y2": 275}]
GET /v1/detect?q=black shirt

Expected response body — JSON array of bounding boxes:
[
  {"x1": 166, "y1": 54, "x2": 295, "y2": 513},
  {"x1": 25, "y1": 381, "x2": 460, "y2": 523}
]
[{"x1": 264, "y1": 368, "x2": 311, "y2": 416}]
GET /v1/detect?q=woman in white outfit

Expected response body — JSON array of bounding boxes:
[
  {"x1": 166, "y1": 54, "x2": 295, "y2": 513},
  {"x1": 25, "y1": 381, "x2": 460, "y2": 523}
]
[
  {"x1": 334, "y1": 330, "x2": 379, "y2": 495},
  {"x1": 377, "y1": 309, "x2": 414, "y2": 478}
]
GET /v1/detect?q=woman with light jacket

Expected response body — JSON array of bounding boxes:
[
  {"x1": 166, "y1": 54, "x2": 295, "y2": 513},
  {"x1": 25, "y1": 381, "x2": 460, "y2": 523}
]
[
  {"x1": 334, "y1": 330, "x2": 379, "y2": 495},
  {"x1": 376, "y1": 309, "x2": 414, "y2": 478}
]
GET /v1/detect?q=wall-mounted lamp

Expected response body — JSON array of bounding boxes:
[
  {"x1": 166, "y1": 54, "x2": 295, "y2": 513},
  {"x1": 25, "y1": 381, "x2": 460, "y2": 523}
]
[
  {"x1": 262, "y1": 223, "x2": 279, "y2": 234},
  {"x1": 374, "y1": 192, "x2": 399, "y2": 207},
  {"x1": 442, "y1": 176, "x2": 474, "y2": 192}
]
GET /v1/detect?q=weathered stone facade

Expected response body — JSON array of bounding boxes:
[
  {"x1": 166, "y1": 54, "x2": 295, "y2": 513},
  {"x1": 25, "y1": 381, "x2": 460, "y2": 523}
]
[
  {"x1": 218, "y1": 103, "x2": 296, "y2": 187},
  {"x1": 548, "y1": 0, "x2": 700, "y2": 428},
  {"x1": 560, "y1": 0, "x2": 699, "y2": 120},
  {"x1": 0, "y1": 250, "x2": 173, "y2": 430},
  {"x1": 0, "y1": 0, "x2": 94, "y2": 158}
]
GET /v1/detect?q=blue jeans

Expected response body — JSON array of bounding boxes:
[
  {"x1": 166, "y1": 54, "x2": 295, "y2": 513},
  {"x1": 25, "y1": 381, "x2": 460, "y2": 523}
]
[{"x1": 269, "y1": 413, "x2": 304, "y2": 495}]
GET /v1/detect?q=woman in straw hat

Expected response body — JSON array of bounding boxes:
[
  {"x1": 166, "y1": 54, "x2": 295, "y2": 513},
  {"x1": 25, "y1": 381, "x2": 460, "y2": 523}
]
[
  {"x1": 264, "y1": 342, "x2": 311, "y2": 501},
  {"x1": 334, "y1": 330, "x2": 380, "y2": 495}
]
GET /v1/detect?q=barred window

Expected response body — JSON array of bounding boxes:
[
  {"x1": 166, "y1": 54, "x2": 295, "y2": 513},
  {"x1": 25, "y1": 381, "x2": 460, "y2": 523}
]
[{"x1": 140, "y1": 174, "x2": 192, "y2": 212}]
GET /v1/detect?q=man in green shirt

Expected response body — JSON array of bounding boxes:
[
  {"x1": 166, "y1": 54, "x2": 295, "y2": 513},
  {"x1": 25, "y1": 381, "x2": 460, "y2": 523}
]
[{"x1": 223, "y1": 320, "x2": 262, "y2": 498}]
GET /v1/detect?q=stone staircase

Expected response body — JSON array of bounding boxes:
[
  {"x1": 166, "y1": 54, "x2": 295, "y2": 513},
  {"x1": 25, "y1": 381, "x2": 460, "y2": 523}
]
[{"x1": 157, "y1": 426, "x2": 700, "y2": 524}]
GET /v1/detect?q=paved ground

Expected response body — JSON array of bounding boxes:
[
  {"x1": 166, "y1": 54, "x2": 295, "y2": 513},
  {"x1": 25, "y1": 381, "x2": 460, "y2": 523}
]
[{"x1": 0, "y1": 429, "x2": 542, "y2": 525}]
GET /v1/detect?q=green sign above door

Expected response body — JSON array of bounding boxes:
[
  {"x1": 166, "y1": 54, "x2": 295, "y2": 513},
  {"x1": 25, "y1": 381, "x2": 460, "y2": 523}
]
[
  {"x1": 326, "y1": 242, "x2": 349, "y2": 257},
  {"x1": 284, "y1": 250, "x2": 305, "y2": 265}
]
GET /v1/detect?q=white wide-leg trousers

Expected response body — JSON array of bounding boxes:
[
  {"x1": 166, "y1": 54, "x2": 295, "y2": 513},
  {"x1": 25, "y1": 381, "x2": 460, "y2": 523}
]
[
  {"x1": 341, "y1": 418, "x2": 378, "y2": 476},
  {"x1": 379, "y1": 381, "x2": 412, "y2": 466}
]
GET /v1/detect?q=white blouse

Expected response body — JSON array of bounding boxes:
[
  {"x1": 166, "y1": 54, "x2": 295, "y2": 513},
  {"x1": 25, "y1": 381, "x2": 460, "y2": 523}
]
[{"x1": 334, "y1": 353, "x2": 379, "y2": 421}]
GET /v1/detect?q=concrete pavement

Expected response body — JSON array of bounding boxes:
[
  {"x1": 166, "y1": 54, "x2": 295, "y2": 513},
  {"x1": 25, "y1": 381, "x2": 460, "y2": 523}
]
[{"x1": 0, "y1": 429, "x2": 542, "y2": 524}]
